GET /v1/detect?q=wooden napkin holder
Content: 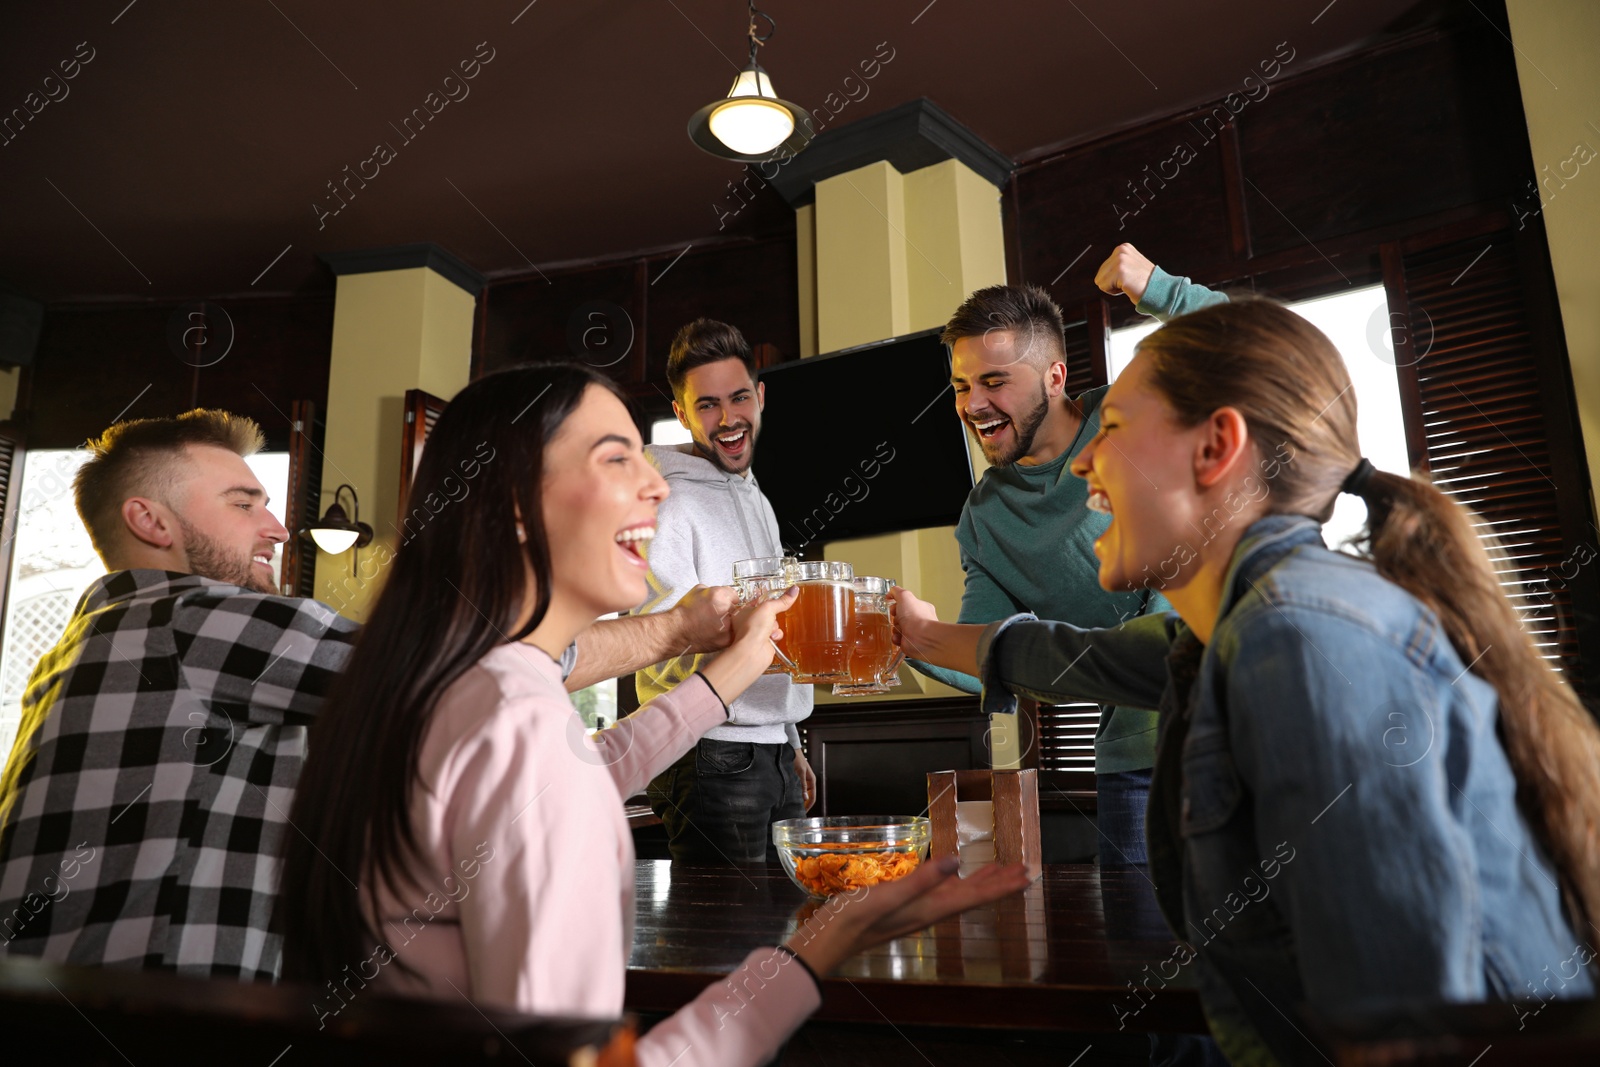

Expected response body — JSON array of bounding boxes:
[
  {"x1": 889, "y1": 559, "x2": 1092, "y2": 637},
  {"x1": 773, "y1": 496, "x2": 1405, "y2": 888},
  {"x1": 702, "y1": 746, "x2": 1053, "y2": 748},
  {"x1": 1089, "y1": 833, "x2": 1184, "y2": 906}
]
[{"x1": 926, "y1": 769, "x2": 1042, "y2": 877}]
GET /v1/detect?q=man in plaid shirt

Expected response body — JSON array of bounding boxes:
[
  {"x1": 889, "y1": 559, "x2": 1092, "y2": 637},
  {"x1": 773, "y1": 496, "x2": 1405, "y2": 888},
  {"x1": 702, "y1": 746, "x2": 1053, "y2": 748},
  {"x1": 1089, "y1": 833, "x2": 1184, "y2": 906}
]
[
  {"x1": 0, "y1": 411, "x2": 356, "y2": 979},
  {"x1": 0, "y1": 408, "x2": 744, "y2": 980}
]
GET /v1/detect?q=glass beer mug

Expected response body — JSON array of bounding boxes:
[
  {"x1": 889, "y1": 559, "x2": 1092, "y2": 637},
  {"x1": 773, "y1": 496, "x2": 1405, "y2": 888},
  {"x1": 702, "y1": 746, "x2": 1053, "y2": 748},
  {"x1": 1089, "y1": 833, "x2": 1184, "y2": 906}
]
[
  {"x1": 779, "y1": 560, "x2": 855, "y2": 684},
  {"x1": 732, "y1": 556, "x2": 798, "y2": 675},
  {"x1": 833, "y1": 576, "x2": 904, "y2": 696}
]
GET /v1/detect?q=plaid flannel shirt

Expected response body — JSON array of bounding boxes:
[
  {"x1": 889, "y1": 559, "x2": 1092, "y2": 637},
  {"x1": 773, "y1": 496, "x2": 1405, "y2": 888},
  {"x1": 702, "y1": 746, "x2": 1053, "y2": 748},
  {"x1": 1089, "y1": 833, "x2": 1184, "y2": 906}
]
[{"x1": 0, "y1": 570, "x2": 358, "y2": 979}]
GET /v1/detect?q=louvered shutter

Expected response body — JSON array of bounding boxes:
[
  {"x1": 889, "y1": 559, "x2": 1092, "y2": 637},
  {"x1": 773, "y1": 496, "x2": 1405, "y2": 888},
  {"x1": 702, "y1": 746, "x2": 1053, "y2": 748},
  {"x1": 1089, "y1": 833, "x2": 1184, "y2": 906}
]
[
  {"x1": 0, "y1": 424, "x2": 25, "y2": 644},
  {"x1": 398, "y1": 389, "x2": 448, "y2": 527},
  {"x1": 1389, "y1": 232, "x2": 1586, "y2": 683},
  {"x1": 280, "y1": 401, "x2": 324, "y2": 599}
]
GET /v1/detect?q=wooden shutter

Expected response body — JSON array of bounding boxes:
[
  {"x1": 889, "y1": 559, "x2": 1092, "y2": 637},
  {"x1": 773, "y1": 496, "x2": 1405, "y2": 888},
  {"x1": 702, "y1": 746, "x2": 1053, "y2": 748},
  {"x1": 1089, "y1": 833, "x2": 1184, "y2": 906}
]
[
  {"x1": 398, "y1": 389, "x2": 448, "y2": 527},
  {"x1": 280, "y1": 401, "x2": 323, "y2": 599},
  {"x1": 1387, "y1": 229, "x2": 1592, "y2": 687},
  {"x1": 1060, "y1": 304, "x2": 1108, "y2": 399},
  {"x1": 0, "y1": 423, "x2": 25, "y2": 647}
]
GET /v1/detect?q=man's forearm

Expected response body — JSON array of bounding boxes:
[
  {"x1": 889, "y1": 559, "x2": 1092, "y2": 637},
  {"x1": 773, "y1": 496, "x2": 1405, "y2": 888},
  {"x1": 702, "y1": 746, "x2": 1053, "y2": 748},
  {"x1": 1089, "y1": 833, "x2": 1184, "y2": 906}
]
[
  {"x1": 566, "y1": 611, "x2": 688, "y2": 692},
  {"x1": 903, "y1": 620, "x2": 984, "y2": 679}
]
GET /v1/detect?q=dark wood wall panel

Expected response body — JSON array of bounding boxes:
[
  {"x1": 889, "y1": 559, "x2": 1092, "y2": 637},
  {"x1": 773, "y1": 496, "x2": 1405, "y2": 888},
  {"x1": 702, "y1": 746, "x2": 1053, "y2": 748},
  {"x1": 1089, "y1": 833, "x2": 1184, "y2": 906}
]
[
  {"x1": 1012, "y1": 18, "x2": 1531, "y2": 301},
  {"x1": 642, "y1": 239, "x2": 799, "y2": 383},
  {"x1": 195, "y1": 298, "x2": 334, "y2": 450},
  {"x1": 478, "y1": 264, "x2": 641, "y2": 380},
  {"x1": 28, "y1": 298, "x2": 333, "y2": 452},
  {"x1": 1013, "y1": 116, "x2": 1234, "y2": 297},
  {"x1": 478, "y1": 233, "x2": 800, "y2": 412},
  {"x1": 29, "y1": 307, "x2": 194, "y2": 451},
  {"x1": 1238, "y1": 32, "x2": 1527, "y2": 257}
]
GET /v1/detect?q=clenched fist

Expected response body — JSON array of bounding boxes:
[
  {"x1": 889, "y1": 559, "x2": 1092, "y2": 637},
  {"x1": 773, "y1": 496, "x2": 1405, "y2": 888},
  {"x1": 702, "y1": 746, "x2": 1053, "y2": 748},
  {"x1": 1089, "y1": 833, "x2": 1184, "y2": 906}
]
[{"x1": 1094, "y1": 243, "x2": 1157, "y2": 305}]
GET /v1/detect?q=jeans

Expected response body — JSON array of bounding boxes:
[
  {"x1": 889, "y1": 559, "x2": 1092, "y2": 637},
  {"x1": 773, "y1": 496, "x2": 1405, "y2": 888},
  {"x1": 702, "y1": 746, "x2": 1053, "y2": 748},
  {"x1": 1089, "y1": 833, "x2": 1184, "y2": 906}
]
[
  {"x1": 1096, "y1": 767, "x2": 1151, "y2": 866},
  {"x1": 647, "y1": 738, "x2": 804, "y2": 865}
]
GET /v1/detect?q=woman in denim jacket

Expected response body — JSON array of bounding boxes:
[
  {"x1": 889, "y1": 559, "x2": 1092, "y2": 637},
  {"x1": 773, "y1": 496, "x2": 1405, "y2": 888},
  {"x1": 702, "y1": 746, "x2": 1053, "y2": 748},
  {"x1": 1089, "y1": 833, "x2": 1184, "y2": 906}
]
[{"x1": 898, "y1": 299, "x2": 1600, "y2": 1065}]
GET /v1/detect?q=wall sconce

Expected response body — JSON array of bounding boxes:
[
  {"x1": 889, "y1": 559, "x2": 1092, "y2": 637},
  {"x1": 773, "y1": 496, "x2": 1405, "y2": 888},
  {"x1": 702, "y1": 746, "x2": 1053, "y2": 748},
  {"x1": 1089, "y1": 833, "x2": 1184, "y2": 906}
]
[{"x1": 302, "y1": 483, "x2": 373, "y2": 557}]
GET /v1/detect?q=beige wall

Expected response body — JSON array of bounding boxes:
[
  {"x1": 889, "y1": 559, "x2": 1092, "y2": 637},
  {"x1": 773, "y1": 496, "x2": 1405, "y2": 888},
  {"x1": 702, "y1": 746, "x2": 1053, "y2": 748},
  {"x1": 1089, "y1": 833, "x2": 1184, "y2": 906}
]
[
  {"x1": 1505, "y1": 1, "x2": 1600, "y2": 523},
  {"x1": 801, "y1": 158, "x2": 1009, "y2": 752},
  {"x1": 317, "y1": 266, "x2": 474, "y2": 621}
]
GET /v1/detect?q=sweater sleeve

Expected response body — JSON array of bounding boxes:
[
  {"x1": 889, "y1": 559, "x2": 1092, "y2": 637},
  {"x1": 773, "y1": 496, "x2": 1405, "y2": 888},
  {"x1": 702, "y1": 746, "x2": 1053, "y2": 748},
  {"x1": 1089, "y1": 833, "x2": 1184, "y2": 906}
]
[
  {"x1": 588, "y1": 673, "x2": 728, "y2": 799},
  {"x1": 636, "y1": 946, "x2": 822, "y2": 1067},
  {"x1": 976, "y1": 612, "x2": 1173, "y2": 717},
  {"x1": 1136, "y1": 266, "x2": 1229, "y2": 321}
]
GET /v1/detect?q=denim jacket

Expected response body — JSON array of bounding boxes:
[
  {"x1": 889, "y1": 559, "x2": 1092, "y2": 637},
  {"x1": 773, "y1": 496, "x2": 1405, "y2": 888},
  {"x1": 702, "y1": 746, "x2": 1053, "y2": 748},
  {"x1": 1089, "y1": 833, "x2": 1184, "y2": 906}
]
[{"x1": 977, "y1": 515, "x2": 1592, "y2": 1065}]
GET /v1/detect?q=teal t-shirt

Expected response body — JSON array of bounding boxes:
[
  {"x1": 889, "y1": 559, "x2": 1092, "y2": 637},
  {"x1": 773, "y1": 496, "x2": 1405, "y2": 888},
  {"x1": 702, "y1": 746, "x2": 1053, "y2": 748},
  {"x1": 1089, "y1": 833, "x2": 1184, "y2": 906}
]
[
  {"x1": 915, "y1": 266, "x2": 1226, "y2": 772},
  {"x1": 917, "y1": 386, "x2": 1170, "y2": 772}
]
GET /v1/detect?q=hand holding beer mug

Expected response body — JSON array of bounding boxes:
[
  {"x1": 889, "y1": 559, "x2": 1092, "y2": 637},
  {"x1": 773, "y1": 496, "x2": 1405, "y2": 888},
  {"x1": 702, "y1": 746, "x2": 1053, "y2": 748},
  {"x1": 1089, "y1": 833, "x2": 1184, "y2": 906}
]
[
  {"x1": 833, "y1": 576, "x2": 905, "y2": 696},
  {"x1": 733, "y1": 556, "x2": 799, "y2": 674}
]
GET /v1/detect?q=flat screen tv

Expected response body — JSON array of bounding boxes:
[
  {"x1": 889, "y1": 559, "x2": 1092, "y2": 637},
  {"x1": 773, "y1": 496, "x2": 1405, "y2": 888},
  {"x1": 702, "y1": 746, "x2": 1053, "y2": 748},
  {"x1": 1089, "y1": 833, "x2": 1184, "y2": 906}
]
[{"x1": 751, "y1": 327, "x2": 974, "y2": 552}]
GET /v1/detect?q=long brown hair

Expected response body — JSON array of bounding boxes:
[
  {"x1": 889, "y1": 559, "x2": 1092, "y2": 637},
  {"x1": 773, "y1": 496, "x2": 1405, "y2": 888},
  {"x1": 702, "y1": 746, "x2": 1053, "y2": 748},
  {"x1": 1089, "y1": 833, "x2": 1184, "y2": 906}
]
[
  {"x1": 278, "y1": 362, "x2": 629, "y2": 984},
  {"x1": 1139, "y1": 298, "x2": 1600, "y2": 934}
]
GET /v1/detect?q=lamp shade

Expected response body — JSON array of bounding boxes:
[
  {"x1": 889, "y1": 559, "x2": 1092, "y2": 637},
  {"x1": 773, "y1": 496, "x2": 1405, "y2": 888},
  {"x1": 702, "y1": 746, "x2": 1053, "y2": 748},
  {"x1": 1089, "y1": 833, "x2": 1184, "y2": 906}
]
[
  {"x1": 708, "y1": 69, "x2": 794, "y2": 155},
  {"x1": 308, "y1": 527, "x2": 361, "y2": 554},
  {"x1": 301, "y1": 486, "x2": 374, "y2": 555},
  {"x1": 688, "y1": 63, "x2": 811, "y2": 163}
]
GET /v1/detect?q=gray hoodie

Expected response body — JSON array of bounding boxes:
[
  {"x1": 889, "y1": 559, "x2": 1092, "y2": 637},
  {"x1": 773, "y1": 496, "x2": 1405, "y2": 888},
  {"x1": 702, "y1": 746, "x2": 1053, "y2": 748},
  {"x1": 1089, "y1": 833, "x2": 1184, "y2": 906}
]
[{"x1": 634, "y1": 443, "x2": 812, "y2": 746}]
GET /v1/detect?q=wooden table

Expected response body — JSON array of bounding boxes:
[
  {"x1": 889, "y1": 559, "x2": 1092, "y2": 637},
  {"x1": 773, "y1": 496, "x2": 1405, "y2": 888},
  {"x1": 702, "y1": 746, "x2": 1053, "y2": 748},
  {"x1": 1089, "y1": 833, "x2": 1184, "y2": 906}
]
[{"x1": 626, "y1": 860, "x2": 1206, "y2": 1034}]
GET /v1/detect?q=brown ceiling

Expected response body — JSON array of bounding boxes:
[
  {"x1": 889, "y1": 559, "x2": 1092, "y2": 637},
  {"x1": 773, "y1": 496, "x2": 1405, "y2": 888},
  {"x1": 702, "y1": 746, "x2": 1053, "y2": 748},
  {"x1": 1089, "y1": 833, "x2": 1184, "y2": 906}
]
[{"x1": 0, "y1": 0, "x2": 1436, "y2": 304}]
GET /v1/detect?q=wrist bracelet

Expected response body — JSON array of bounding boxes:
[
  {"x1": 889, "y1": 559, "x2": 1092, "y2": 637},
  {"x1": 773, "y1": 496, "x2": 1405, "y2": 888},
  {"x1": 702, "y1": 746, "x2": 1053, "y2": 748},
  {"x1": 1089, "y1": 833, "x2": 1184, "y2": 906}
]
[
  {"x1": 693, "y1": 670, "x2": 729, "y2": 716},
  {"x1": 775, "y1": 944, "x2": 822, "y2": 993}
]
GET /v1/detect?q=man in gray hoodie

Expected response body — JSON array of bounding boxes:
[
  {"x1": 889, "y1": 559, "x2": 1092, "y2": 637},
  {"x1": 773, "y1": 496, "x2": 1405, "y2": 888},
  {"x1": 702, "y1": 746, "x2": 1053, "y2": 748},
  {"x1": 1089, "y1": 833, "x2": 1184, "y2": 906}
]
[{"x1": 636, "y1": 318, "x2": 814, "y2": 864}]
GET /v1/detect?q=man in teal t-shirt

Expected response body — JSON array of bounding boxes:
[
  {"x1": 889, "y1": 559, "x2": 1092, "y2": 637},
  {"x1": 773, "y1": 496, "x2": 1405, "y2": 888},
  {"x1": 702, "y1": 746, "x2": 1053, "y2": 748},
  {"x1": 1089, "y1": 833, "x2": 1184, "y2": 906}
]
[{"x1": 912, "y1": 243, "x2": 1225, "y2": 865}]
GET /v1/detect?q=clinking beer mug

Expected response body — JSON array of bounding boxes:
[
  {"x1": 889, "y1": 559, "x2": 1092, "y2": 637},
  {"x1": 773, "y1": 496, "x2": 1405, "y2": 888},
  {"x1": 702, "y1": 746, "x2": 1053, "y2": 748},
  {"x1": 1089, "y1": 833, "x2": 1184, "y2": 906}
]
[
  {"x1": 779, "y1": 560, "x2": 856, "y2": 684},
  {"x1": 732, "y1": 556, "x2": 798, "y2": 675},
  {"x1": 833, "y1": 576, "x2": 904, "y2": 696}
]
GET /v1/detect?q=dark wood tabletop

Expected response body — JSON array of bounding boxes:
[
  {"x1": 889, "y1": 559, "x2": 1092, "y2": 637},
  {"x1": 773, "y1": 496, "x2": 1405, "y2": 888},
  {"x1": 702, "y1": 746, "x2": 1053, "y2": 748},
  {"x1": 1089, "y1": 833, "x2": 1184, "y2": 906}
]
[{"x1": 625, "y1": 860, "x2": 1207, "y2": 1034}]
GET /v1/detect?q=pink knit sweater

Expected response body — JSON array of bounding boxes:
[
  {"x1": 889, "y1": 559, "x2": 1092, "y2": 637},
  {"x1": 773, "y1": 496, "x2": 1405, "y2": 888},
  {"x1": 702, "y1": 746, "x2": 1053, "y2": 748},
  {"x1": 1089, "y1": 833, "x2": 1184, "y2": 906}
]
[{"x1": 365, "y1": 641, "x2": 819, "y2": 1066}]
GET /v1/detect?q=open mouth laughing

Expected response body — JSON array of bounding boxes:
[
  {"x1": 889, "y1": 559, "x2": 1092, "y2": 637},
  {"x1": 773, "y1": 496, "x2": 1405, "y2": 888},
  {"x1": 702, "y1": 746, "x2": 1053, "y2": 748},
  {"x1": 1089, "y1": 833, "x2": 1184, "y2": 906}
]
[
  {"x1": 971, "y1": 415, "x2": 1011, "y2": 442},
  {"x1": 614, "y1": 523, "x2": 655, "y2": 568},
  {"x1": 713, "y1": 426, "x2": 751, "y2": 462}
]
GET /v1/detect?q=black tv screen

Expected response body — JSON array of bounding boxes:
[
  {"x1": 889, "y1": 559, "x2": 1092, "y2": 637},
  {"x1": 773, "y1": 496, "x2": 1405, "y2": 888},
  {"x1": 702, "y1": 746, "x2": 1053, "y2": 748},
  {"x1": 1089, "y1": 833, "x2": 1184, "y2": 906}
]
[{"x1": 752, "y1": 328, "x2": 974, "y2": 552}]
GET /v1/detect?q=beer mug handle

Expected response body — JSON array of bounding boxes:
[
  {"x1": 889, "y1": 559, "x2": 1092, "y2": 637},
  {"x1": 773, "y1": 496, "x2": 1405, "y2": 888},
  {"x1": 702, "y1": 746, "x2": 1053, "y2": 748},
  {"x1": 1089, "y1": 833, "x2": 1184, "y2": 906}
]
[{"x1": 761, "y1": 584, "x2": 799, "y2": 674}]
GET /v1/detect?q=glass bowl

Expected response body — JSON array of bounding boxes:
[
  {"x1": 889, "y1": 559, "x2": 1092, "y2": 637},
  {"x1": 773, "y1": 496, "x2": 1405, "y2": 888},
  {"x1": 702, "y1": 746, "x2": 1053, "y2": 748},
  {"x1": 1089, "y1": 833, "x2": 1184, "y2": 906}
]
[{"x1": 771, "y1": 815, "x2": 931, "y2": 898}]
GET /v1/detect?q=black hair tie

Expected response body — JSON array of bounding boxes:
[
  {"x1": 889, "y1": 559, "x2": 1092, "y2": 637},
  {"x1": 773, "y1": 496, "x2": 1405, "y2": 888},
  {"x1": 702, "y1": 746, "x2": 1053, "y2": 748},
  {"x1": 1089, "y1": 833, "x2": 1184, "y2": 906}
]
[{"x1": 1341, "y1": 457, "x2": 1377, "y2": 496}]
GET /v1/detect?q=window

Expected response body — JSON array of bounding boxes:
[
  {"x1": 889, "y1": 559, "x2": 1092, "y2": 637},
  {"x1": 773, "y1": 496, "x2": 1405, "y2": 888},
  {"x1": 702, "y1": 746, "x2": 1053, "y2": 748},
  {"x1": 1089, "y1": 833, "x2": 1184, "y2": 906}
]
[
  {"x1": 0, "y1": 450, "x2": 289, "y2": 757},
  {"x1": 650, "y1": 417, "x2": 692, "y2": 446},
  {"x1": 571, "y1": 613, "x2": 619, "y2": 730}
]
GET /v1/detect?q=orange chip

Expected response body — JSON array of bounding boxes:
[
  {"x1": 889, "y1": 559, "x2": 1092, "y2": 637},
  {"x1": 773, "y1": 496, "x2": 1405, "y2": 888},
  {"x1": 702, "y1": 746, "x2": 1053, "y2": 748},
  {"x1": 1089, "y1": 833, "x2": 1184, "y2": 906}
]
[{"x1": 786, "y1": 845, "x2": 920, "y2": 896}]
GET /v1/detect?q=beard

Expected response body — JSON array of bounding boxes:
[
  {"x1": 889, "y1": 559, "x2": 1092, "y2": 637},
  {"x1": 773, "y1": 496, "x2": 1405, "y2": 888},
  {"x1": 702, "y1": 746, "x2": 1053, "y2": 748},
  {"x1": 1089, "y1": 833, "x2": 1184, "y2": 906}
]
[
  {"x1": 975, "y1": 383, "x2": 1051, "y2": 467},
  {"x1": 693, "y1": 421, "x2": 759, "y2": 476},
  {"x1": 179, "y1": 519, "x2": 275, "y2": 594}
]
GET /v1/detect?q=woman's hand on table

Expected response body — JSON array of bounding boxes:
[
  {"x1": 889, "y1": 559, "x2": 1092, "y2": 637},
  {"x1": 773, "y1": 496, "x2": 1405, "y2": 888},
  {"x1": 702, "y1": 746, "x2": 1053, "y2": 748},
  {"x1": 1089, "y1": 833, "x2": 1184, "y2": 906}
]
[
  {"x1": 699, "y1": 585, "x2": 798, "y2": 706},
  {"x1": 784, "y1": 855, "x2": 1031, "y2": 977}
]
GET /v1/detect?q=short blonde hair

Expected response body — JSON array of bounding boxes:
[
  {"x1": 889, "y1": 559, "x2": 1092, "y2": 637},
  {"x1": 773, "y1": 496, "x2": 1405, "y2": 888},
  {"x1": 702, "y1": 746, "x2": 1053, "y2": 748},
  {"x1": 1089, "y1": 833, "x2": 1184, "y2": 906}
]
[{"x1": 73, "y1": 409, "x2": 265, "y2": 559}]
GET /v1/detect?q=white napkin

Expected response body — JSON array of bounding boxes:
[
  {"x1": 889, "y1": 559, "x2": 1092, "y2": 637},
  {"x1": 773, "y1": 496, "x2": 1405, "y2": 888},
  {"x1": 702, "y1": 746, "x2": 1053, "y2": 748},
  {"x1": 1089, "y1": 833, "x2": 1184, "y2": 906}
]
[{"x1": 955, "y1": 800, "x2": 995, "y2": 876}]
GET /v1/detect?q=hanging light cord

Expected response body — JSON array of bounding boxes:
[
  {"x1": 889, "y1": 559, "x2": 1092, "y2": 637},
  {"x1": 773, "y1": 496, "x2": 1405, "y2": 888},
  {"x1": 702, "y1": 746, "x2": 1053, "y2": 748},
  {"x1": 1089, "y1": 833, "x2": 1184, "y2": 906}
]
[{"x1": 747, "y1": 1, "x2": 776, "y2": 67}]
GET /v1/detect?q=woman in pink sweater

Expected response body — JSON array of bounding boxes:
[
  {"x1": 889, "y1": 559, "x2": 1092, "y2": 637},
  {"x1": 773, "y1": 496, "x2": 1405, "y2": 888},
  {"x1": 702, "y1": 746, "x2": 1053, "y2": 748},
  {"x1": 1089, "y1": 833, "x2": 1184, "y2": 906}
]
[{"x1": 279, "y1": 363, "x2": 1028, "y2": 1066}]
